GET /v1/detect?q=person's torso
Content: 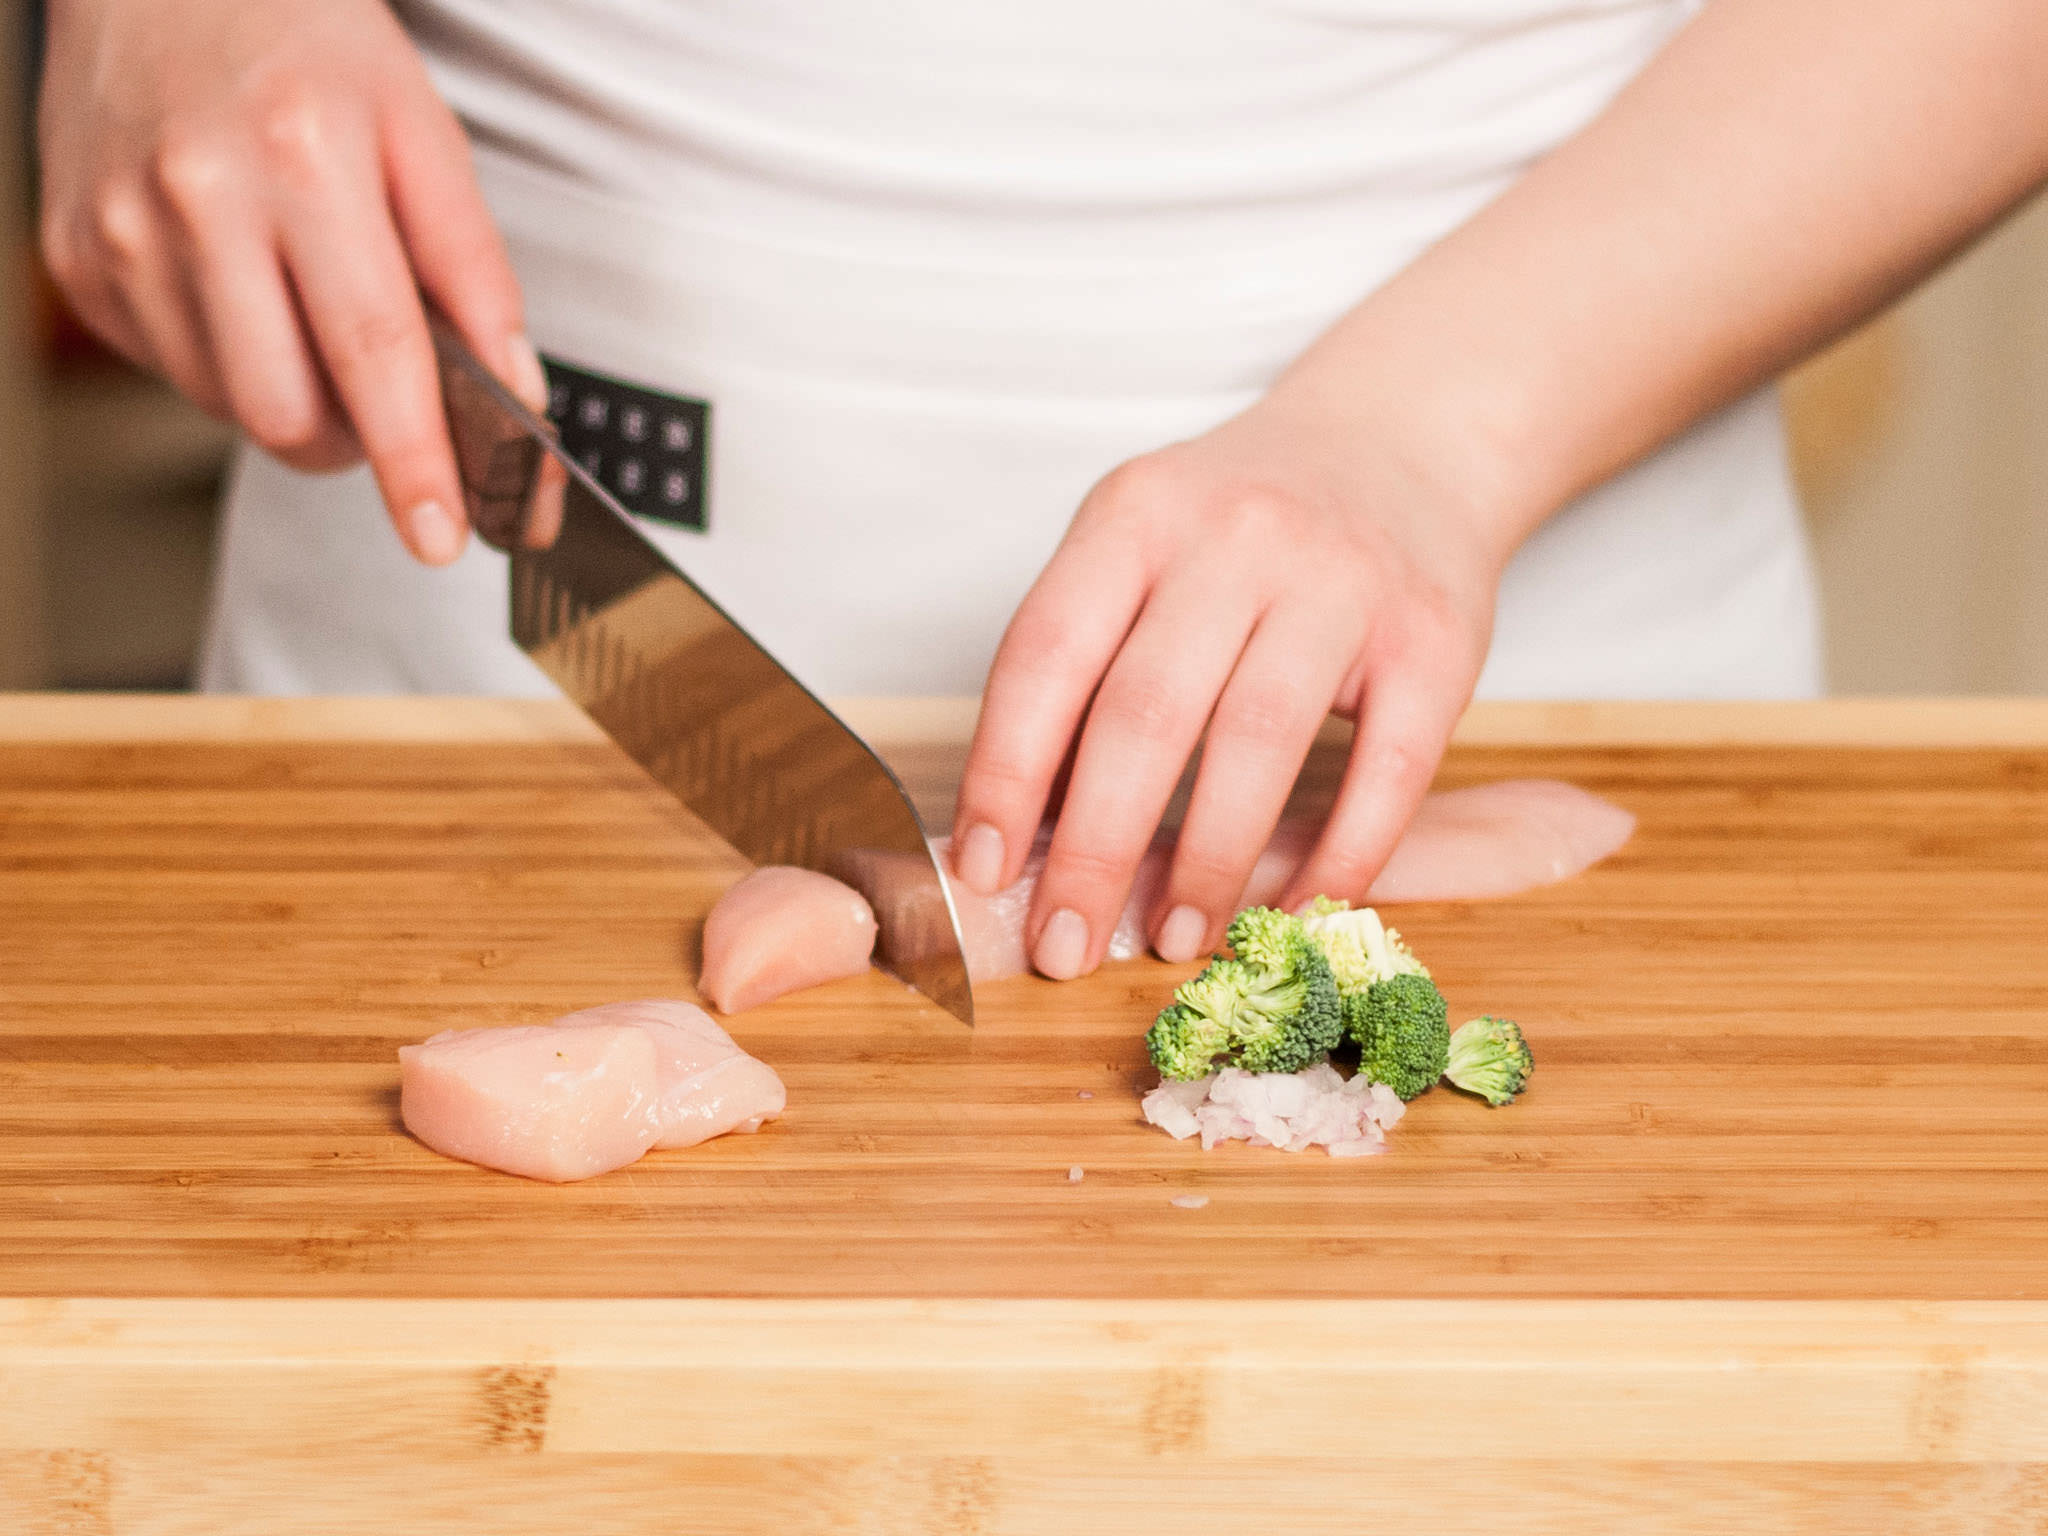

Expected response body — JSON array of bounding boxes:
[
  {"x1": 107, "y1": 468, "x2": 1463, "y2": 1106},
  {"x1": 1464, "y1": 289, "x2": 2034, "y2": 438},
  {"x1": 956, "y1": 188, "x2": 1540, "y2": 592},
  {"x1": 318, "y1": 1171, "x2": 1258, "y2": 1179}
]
[
  {"x1": 400, "y1": 0, "x2": 1704, "y2": 389},
  {"x1": 204, "y1": 0, "x2": 1820, "y2": 700}
]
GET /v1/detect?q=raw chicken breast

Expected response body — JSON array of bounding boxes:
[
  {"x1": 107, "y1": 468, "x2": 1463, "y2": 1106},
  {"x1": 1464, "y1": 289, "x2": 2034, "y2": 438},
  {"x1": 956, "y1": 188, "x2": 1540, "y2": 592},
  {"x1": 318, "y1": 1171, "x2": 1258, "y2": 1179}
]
[
  {"x1": 565, "y1": 999, "x2": 788, "y2": 1147},
  {"x1": 398, "y1": 1022, "x2": 661, "y2": 1183},
  {"x1": 700, "y1": 866, "x2": 877, "y2": 1014},
  {"x1": 1356, "y1": 780, "x2": 1637, "y2": 904},
  {"x1": 399, "y1": 1000, "x2": 785, "y2": 1181},
  {"x1": 941, "y1": 778, "x2": 1632, "y2": 982}
]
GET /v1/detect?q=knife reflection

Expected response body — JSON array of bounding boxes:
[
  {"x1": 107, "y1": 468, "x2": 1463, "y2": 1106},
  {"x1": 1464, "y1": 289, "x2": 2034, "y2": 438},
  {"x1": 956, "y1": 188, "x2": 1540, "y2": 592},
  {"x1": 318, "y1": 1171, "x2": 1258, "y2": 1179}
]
[{"x1": 429, "y1": 312, "x2": 975, "y2": 1024}]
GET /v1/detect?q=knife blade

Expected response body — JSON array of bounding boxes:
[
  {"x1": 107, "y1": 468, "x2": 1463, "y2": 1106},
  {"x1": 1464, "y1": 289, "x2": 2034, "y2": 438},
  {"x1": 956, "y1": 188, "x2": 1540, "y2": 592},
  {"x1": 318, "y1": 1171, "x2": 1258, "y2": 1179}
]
[{"x1": 429, "y1": 315, "x2": 974, "y2": 1025}]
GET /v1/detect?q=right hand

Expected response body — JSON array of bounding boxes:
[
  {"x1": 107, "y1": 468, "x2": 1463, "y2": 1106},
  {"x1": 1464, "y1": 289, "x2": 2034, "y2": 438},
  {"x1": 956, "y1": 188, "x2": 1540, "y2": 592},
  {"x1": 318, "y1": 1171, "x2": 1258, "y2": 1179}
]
[{"x1": 37, "y1": 0, "x2": 544, "y2": 564}]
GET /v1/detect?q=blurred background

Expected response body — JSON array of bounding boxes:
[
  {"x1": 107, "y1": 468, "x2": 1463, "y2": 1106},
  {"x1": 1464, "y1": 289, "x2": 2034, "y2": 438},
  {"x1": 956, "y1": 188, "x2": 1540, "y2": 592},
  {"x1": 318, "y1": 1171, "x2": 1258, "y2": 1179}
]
[{"x1": 1, "y1": 7, "x2": 2044, "y2": 695}]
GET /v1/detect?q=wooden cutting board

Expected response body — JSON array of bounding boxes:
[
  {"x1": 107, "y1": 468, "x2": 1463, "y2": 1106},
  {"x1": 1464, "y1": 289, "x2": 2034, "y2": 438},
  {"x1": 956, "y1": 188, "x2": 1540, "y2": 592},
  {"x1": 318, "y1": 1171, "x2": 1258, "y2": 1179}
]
[{"x1": 5, "y1": 696, "x2": 2048, "y2": 1535}]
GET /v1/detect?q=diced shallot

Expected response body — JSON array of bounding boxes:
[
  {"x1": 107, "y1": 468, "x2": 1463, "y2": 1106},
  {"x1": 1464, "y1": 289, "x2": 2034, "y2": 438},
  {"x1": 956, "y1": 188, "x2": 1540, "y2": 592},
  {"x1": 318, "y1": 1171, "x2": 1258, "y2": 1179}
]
[{"x1": 1141, "y1": 1063, "x2": 1406, "y2": 1158}]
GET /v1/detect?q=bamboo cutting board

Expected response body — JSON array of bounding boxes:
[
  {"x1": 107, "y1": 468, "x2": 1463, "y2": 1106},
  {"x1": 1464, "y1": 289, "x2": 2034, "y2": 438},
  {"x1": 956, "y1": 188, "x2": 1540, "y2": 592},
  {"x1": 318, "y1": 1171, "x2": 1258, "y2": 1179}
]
[{"x1": 4, "y1": 696, "x2": 2048, "y2": 1535}]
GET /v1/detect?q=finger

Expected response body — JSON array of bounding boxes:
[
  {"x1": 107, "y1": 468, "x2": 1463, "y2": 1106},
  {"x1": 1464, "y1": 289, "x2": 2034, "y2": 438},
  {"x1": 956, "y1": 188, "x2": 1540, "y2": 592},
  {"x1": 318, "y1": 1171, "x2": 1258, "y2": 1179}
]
[
  {"x1": 272, "y1": 131, "x2": 468, "y2": 565},
  {"x1": 381, "y1": 83, "x2": 542, "y2": 408},
  {"x1": 43, "y1": 207, "x2": 149, "y2": 367},
  {"x1": 154, "y1": 143, "x2": 341, "y2": 458},
  {"x1": 1280, "y1": 661, "x2": 1472, "y2": 911},
  {"x1": 1025, "y1": 571, "x2": 1261, "y2": 980},
  {"x1": 257, "y1": 312, "x2": 367, "y2": 472},
  {"x1": 111, "y1": 250, "x2": 228, "y2": 421},
  {"x1": 54, "y1": 263, "x2": 151, "y2": 374},
  {"x1": 87, "y1": 181, "x2": 226, "y2": 415},
  {"x1": 1151, "y1": 605, "x2": 1358, "y2": 961},
  {"x1": 49, "y1": 187, "x2": 150, "y2": 367},
  {"x1": 520, "y1": 452, "x2": 571, "y2": 550},
  {"x1": 951, "y1": 518, "x2": 1152, "y2": 896},
  {"x1": 271, "y1": 280, "x2": 369, "y2": 472}
]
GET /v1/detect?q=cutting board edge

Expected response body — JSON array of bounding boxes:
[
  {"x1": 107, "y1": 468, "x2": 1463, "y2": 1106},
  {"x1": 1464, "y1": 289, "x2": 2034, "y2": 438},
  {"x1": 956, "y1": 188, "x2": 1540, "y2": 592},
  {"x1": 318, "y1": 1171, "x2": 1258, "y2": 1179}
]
[
  {"x1": 6, "y1": 1296, "x2": 2047, "y2": 1463},
  {"x1": 8, "y1": 694, "x2": 2048, "y2": 749}
]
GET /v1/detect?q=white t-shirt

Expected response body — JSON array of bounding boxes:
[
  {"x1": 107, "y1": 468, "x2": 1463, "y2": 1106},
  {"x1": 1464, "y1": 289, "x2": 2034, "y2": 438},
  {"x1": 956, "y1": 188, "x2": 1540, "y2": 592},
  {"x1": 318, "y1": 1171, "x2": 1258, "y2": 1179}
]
[{"x1": 199, "y1": 0, "x2": 1822, "y2": 699}]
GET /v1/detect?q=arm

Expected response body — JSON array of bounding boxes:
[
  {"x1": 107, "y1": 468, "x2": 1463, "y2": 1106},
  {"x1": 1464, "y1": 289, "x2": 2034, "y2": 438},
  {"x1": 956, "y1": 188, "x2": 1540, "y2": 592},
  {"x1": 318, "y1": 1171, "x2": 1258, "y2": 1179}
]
[
  {"x1": 37, "y1": 0, "x2": 542, "y2": 564},
  {"x1": 954, "y1": 0, "x2": 2048, "y2": 978}
]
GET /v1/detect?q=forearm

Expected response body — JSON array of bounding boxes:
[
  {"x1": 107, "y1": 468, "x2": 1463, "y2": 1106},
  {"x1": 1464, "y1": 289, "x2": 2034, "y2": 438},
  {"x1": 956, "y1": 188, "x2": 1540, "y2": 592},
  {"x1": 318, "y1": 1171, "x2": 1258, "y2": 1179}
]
[{"x1": 1270, "y1": 0, "x2": 2048, "y2": 554}]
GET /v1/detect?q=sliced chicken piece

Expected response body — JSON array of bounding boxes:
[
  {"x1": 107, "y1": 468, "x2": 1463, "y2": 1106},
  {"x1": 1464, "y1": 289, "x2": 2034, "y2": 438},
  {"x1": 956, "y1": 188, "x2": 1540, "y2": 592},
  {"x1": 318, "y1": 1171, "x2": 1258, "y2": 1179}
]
[
  {"x1": 399, "y1": 1022, "x2": 661, "y2": 1183},
  {"x1": 699, "y1": 866, "x2": 877, "y2": 1015},
  {"x1": 399, "y1": 1000, "x2": 785, "y2": 1181},
  {"x1": 575, "y1": 999, "x2": 789, "y2": 1145}
]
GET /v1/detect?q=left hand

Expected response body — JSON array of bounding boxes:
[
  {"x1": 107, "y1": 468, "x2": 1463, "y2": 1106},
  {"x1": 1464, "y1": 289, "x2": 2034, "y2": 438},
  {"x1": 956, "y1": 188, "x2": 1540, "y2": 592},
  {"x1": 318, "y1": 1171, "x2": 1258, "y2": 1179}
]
[{"x1": 950, "y1": 391, "x2": 1515, "y2": 979}]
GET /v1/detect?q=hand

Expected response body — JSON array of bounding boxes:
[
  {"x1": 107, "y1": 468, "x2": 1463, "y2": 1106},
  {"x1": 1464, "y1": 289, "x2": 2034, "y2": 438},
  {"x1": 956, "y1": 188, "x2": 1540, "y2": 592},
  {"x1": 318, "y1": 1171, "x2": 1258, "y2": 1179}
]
[
  {"x1": 37, "y1": 0, "x2": 543, "y2": 564},
  {"x1": 951, "y1": 393, "x2": 1511, "y2": 978}
]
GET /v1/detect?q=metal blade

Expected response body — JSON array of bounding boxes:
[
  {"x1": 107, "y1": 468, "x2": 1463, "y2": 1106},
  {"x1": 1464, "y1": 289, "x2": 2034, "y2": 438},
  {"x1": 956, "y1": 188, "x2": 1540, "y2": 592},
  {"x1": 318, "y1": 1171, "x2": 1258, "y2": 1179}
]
[{"x1": 430, "y1": 315, "x2": 974, "y2": 1025}]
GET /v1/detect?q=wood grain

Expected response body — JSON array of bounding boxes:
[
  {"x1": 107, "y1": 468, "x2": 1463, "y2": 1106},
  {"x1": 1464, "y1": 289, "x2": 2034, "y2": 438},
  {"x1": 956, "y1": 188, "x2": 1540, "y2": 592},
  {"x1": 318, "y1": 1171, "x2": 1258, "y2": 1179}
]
[
  {"x1": 13, "y1": 692, "x2": 2048, "y2": 746},
  {"x1": 11, "y1": 1452, "x2": 2048, "y2": 1536},
  {"x1": 5, "y1": 1298, "x2": 2048, "y2": 1532},
  {"x1": 9, "y1": 1299, "x2": 2048, "y2": 1460},
  {"x1": 4, "y1": 698, "x2": 2048, "y2": 1531},
  {"x1": 7, "y1": 712, "x2": 2048, "y2": 1300}
]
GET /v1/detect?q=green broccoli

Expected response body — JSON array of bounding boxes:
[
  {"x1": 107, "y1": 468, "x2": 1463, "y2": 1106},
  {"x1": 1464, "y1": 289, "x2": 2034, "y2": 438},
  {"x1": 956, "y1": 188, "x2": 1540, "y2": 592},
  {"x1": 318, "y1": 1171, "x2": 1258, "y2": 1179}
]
[
  {"x1": 1444, "y1": 1016, "x2": 1534, "y2": 1106},
  {"x1": 1345, "y1": 970, "x2": 1450, "y2": 1100},
  {"x1": 1142, "y1": 986, "x2": 1233, "y2": 1081},
  {"x1": 1301, "y1": 897, "x2": 1429, "y2": 996},
  {"x1": 1223, "y1": 904, "x2": 1308, "y2": 970},
  {"x1": 1143, "y1": 907, "x2": 1342, "y2": 1080}
]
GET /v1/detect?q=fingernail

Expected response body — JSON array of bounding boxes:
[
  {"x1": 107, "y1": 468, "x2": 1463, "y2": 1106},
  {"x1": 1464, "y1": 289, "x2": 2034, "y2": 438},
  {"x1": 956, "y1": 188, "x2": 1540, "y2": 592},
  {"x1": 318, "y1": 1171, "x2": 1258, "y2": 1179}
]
[
  {"x1": 506, "y1": 332, "x2": 548, "y2": 411},
  {"x1": 1034, "y1": 908, "x2": 1090, "y2": 981},
  {"x1": 954, "y1": 823, "x2": 1005, "y2": 894},
  {"x1": 1156, "y1": 905, "x2": 1208, "y2": 964},
  {"x1": 406, "y1": 499, "x2": 464, "y2": 565}
]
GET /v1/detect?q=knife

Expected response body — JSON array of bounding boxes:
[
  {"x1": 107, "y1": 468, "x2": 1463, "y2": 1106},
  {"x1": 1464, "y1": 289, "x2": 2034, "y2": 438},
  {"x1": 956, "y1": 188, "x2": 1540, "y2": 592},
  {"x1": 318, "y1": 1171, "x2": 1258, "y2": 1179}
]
[{"x1": 429, "y1": 314, "x2": 975, "y2": 1025}]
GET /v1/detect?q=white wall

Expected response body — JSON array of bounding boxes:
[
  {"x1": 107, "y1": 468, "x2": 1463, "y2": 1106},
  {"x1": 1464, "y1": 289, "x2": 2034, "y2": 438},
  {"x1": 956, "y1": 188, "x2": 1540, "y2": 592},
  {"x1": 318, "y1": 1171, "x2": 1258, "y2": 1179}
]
[{"x1": 1792, "y1": 190, "x2": 2048, "y2": 695}]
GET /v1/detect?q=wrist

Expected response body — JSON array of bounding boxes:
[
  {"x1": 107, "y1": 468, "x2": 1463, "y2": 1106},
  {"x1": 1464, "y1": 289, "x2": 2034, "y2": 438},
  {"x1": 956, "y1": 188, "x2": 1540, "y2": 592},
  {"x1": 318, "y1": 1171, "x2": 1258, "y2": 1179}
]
[
  {"x1": 1255, "y1": 348, "x2": 1549, "y2": 577},
  {"x1": 1256, "y1": 266, "x2": 1596, "y2": 575}
]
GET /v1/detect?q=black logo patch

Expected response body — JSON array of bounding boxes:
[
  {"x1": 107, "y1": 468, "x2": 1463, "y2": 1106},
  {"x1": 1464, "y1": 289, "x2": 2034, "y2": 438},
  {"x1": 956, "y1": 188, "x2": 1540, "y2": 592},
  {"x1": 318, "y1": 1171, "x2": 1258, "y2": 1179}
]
[{"x1": 541, "y1": 355, "x2": 710, "y2": 532}]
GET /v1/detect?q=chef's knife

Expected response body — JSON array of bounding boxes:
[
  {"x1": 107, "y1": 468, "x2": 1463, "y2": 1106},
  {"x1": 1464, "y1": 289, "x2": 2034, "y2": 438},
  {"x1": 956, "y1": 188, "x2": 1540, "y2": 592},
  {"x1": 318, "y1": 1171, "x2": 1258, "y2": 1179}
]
[{"x1": 429, "y1": 314, "x2": 974, "y2": 1025}]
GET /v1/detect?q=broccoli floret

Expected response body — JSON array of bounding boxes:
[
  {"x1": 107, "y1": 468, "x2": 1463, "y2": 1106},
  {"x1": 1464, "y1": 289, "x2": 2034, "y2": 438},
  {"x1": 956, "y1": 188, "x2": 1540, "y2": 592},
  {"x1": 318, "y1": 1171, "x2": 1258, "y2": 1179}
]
[
  {"x1": 1222, "y1": 908, "x2": 1343, "y2": 1070},
  {"x1": 1345, "y1": 971, "x2": 1449, "y2": 1100},
  {"x1": 1445, "y1": 1016, "x2": 1534, "y2": 1106},
  {"x1": 1144, "y1": 909, "x2": 1342, "y2": 1080},
  {"x1": 1301, "y1": 897, "x2": 1429, "y2": 996},
  {"x1": 1223, "y1": 905, "x2": 1302, "y2": 970},
  {"x1": 1143, "y1": 994, "x2": 1233, "y2": 1082},
  {"x1": 1145, "y1": 960, "x2": 1318, "y2": 1080}
]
